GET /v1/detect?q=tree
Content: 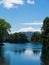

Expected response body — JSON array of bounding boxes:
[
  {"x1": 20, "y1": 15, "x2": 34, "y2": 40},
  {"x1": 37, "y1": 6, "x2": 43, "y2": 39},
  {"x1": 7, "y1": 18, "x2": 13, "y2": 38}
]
[
  {"x1": 0, "y1": 18, "x2": 11, "y2": 42},
  {"x1": 18, "y1": 33, "x2": 28, "y2": 43},
  {"x1": 5, "y1": 32, "x2": 28, "y2": 43},
  {"x1": 6, "y1": 33, "x2": 19, "y2": 43},
  {"x1": 41, "y1": 17, "x2": 49, "y2": 65},
  {"x1": 41, "y1": 17, "x2": 49, "y2": 47},
  {"x1": 31, "y1": 32, "x2": 41, "y2": 43}
]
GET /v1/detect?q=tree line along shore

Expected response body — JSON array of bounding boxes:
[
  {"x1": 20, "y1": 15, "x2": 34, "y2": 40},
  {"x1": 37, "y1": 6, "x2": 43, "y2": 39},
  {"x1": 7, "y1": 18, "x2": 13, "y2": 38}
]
[{"x1": 0, "y1": 17, "x2": 49, "y2": 48}]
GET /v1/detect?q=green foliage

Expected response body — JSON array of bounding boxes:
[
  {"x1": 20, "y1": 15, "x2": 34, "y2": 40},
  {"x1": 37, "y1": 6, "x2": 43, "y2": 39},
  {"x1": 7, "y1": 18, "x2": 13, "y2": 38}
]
[
  {"x1": 5, "y1": 32, "x2": 28, "y2": 43},
  {"x1": 31, "y1": 32, "x2": 41, "y2": 43},
  {"x1": 41, "y1": 17, "x2": 49, "y2": 46},
  {"x1": 0, "y1": 18, "x2": 11, "y2": 42}
]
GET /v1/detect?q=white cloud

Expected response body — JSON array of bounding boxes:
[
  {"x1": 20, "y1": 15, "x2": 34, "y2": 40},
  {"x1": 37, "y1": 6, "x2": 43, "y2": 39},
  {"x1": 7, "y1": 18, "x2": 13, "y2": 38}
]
[
  {"x1": 10, "y1": 27, "x2": 41, "y2": 34},
  {"x1": 17, "y1": 27, "x2": 41, "y2": 32},
  {"x1": 22, "y1": 22, "x2": 43, "y2": 25},
  {"x1": 0, "y1": 0, "x2": 35, "y2": 8},
  {"x1": 27, "y1": 0, "x2": 35, "y2": 4},
  {"x1": 0, "y1": 0, "x2": 24, "y2": 9}
]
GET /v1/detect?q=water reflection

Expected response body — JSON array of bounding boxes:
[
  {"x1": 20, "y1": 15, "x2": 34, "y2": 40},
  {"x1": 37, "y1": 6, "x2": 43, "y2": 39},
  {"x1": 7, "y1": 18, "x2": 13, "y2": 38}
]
[
  {"x1": 14, "y1": 48, "x2": 41, "y2": 55},
  {"x1": 14, "y1": 49, "x2": 25, "y2": 54},
  {"x1": 0, "y1": 43, "x2": 42, "y2": 65},
  {"x1": 33, "y1": 49, "x2": 41, "y2": 55},
  {"x1": 0, "y1": 43, "x2": 9, "y2": 65},
  {"x1": 25, "y1": 49, "x2": 33, "y2": 55},
  {"x1": 41, "y1": 48, "x2": 49, "y2": 65}
]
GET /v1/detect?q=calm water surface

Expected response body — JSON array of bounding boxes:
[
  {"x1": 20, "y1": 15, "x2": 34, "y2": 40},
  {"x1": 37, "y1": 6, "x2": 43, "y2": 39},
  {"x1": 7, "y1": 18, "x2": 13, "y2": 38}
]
[{"x1": 0, "y1": 43, "x2": 42, "y2": 65}]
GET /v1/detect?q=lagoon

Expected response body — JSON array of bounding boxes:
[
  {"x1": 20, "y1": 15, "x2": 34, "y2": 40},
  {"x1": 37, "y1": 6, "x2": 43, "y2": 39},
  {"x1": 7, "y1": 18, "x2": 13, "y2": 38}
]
[{"x1": 0, "y1": 43, "x2": 42, "y2": 65}]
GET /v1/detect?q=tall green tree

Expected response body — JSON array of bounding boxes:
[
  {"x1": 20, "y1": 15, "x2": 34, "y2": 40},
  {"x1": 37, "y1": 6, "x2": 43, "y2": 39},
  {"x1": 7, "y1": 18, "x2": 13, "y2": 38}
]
[
  {"x1": 0, "y1": 18, "x2": 11, "y2": 42},
  {"x1": 41, "y1": 17, "x2": 49, "y2": 47},
  {"x1": 41, "y1": 17, "x2": 49, "y2": 65}
]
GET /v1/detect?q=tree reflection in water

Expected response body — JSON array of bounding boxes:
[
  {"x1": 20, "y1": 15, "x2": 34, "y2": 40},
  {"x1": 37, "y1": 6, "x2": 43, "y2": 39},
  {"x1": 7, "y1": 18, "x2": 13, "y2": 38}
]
[
  {"x1": 14, "y1": 48, "x2": 41, "y2": 55},
  {"x1": 0, "y1": 43, "x2": 9, "y2": 65},
  {"x1": 14, "y1": 49, "x2": 26, "y2": 54},
  {"x1": 41, "y1": 47, "x2": 49, "y2": 65},
  {"x1": 33, "y1": 49, "x2": 41, "y2": 55}
]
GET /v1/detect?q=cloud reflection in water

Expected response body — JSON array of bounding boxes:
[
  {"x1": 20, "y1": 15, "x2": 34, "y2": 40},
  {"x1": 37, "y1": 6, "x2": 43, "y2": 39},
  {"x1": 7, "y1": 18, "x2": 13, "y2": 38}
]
[{"x1": 24, "y1": 49, "x2": 41, "y2": 60}]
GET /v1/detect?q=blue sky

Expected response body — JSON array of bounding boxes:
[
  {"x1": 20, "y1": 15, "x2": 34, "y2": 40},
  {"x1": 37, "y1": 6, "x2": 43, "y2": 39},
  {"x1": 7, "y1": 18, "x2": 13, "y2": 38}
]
[{"x1": 0, "y1": 0, "x2": 49, "y2": 33}]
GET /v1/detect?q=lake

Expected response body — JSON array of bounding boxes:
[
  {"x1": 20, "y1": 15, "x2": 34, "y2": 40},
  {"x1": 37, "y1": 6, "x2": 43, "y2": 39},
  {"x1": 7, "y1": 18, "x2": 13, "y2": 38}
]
[{"x1": 0, "y1": 43, "x2": 42, "y2": 65}]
